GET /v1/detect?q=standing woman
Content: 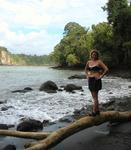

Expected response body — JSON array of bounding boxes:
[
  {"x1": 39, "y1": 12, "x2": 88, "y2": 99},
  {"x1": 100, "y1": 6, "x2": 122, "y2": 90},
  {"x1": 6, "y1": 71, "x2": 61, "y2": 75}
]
[{"x1": 85, "y1": 49, "x2": 109, "y2": 116}]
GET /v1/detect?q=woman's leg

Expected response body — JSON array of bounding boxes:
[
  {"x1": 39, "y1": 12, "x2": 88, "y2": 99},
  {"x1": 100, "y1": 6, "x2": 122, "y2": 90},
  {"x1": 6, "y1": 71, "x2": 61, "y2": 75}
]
[{"x1": 91, "y1": 91, "x2": 99, "y2": 113}]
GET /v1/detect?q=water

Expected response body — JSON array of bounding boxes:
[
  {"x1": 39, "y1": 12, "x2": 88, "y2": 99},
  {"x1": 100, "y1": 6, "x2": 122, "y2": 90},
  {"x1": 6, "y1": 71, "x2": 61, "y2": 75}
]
[{"x1": 0, "y1": 66, "x2": 131, "y2": 125}]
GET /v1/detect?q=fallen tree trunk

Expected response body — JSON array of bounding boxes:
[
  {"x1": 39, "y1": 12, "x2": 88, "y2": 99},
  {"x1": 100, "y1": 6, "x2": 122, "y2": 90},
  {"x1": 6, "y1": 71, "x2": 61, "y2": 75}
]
[
  {"x1": 0, "y1": 130, "x2": 50, "y2": 140},
  {"x1": 25, "y1": 111, "x2": 131, "y2": 150}
]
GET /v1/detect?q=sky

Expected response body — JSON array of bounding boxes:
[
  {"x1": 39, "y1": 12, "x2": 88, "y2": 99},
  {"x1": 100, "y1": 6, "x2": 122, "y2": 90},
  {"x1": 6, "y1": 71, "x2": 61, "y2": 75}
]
[{"x1": 0, "y1": 0, "x2": 108, "y2": 55}]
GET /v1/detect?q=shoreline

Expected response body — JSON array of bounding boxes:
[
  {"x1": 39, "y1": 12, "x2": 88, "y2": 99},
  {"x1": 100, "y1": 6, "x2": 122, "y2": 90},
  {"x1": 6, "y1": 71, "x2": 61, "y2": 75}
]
[
  {"x1": 0, "y1": 96, "x2": 131, "y2": 150},
  {"x1": 0, "y1": 67, "x2": 131, "y2": 149}
]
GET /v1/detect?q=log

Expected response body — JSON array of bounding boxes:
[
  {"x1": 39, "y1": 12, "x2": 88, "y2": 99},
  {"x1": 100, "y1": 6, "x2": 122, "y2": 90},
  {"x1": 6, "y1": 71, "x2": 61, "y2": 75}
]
[
  {"x1": 25, "y1": 111, "x2": 131, "y2": 150},
  {"x1": 0, "y1": 130, "x2": 50, "y2": 140}
]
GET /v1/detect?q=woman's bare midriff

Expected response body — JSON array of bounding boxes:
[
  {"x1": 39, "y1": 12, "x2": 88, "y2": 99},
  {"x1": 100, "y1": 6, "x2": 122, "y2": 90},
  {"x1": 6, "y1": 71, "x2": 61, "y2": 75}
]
[{"x1": 87, "y1": 71, "x2": 102, "y2": 78}]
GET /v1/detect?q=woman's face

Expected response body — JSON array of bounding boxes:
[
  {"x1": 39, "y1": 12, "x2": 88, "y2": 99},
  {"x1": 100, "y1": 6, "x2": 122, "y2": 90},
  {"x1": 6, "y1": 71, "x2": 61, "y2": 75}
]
[{"x1": 91, "y1": 52, "x2": 98, "y2": 60}]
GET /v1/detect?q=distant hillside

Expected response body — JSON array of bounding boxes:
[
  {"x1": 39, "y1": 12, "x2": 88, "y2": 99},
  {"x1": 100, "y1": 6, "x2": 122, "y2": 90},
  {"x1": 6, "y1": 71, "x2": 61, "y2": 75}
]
[
  {"x1": 0, "y1": 46, "x2": 52, "y2": 66},
  {"x1": 0, "y1": 46, "x2": 13, "y2": 65}
]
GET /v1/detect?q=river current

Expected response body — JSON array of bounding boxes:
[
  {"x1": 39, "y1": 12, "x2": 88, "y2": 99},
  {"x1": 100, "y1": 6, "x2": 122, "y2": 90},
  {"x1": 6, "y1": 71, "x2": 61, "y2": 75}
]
[{"x1": 0, "y1": 66, "x2": 131, "y2": 125}]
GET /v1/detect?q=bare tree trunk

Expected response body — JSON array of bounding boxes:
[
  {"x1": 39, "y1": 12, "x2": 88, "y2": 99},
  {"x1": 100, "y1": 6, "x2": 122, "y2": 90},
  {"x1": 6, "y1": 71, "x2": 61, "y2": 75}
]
[{"x1": 25, "y1": 111, "x2": 131, "y2": 150}]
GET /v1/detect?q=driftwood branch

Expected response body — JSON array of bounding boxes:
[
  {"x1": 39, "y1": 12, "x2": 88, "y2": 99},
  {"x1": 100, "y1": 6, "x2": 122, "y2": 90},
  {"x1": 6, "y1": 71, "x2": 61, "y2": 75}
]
[
  {"x1": 25, "y1": 111, "x2": 131, "y2": 150},
  {"x1": 0, "y1": 130, "x2": 50, "y2": 140},
  {"x1": 0, "y1": 111, "x2": 131, "y2": 150}
]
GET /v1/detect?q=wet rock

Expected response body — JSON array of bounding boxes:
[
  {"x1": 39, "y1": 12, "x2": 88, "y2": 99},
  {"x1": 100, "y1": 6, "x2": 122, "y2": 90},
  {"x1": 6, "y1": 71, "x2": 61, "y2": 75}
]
[
  {"x1": 57, "y1": 88, "x2": 63, "y2": 91},
  {"x1": 128, "y1": 85, "x2": 131, "y2": 88},
  {"x1": 68, "y1": 74, "x2": 86, "y2": 79},
  {"x1": 1, "y1": 106, "x2": 9, "y2": 111},
  {"x1": 0, "y1": 101, "x2": 5, "y2": 104},
  {"x1": 8, "y1": 124, "x2": 15, "y2": 128},
  {"x1": 107, "y1": 105, "x2": 115, "y2": 111},
  {"x1": 12, "y1": 90, "x2": 23, "y2": 93},
  {"x1": 11, "y1": 87, "x2": 33, "y2": 93},
  {"x1": 59, "y1": 116, "x2": 75, "y2": 123},
  {"x1": 2, "y1": 144, "x2": 16, "y2": 150},
  {"x1": 24, "y1": 87, "x2": 33, "y2": 91},
  {"x1": 109, "y1": 92, "x2": 113, "y2": 94},
  {"x1": 73, "y1": 105, "x2": 91, "y2": 116},
  {"x1": 17, "y1": 119, "x2": 43, "y2": 132},
  {"x1": 0, "y1": 124, "x2": 8, "y2": 130},
  {"x1": 43, "y1": 120, "x2": 50, "y2": 126},
  {"x1": 39, "y1": 80, "x2": 58, "y2": 93},
  {"x1": 64, "y1": 84, "x2": 82, "y2": 92},
  {"x1": 1, "y1": 106, "x2": 14, "y2": 111},
  {"x1": 102, "y1": 100, "x2": 115, "y2": 108}
]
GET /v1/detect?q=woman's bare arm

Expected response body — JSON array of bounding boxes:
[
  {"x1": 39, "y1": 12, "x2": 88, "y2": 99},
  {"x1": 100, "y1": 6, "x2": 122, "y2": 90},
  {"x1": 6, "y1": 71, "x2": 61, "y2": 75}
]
[
  {"x1": 99, "y1": 60, "x2": 109, "y2": 78},
  {"x1": 85, "y1": 61, "x2": 89, "y2": 78}
]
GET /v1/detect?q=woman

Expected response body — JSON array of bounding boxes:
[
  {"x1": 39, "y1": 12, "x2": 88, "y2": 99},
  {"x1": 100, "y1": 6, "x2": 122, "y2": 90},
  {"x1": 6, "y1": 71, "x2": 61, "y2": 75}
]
[{"x1": 85, "y1": 49, "x2": 109, "y2": 116}]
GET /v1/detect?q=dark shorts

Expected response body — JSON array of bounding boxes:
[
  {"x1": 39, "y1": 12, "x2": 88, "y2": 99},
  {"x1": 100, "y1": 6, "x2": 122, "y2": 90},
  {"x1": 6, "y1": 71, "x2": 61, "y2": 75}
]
[{"x1": 88, "y1": 77, "x2": 102, "y2": 91}]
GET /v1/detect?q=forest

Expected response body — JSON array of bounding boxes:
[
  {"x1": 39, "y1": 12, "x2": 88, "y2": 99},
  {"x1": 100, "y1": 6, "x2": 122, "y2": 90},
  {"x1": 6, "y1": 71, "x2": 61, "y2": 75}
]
[{"x1": 51, "y1": 0, "x2": 131, "y2": 68}]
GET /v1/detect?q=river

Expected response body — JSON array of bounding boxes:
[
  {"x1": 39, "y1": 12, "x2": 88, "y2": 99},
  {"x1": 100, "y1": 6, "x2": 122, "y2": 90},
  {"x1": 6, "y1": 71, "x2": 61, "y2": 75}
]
[{"x1": 0, "y1": 66, "x2": 131, "y2": 125}]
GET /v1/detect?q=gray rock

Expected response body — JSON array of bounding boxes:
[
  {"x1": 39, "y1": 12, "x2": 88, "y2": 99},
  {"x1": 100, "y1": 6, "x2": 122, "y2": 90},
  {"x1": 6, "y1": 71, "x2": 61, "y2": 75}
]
[
  {"x1": 68, "y1": 74, "x2": 86, "y2": 79},
  {"x1": 0, "y1": 124, "x2": 8, "y2": 130},
  {"x1": 3, "y1": 145, "x2": 16, "y2": 150},
  {"x1": 64, "y1": 84, "x2": 82, "y2": 92},
  {"x1": 39, "y1": 80, "x2": 58, "y2": 93},
  {"x1": 17, "y1": 119, "x2": 43, "y2": 132}
]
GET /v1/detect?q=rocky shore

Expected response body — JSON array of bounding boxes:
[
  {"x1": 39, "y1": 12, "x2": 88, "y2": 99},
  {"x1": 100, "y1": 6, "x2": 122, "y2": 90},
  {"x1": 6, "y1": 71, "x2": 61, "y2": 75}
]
[
  {"x1": 0, "y1": 69, "x2": 131, "y2": 150},
  {"x1": 0, "y1": 95, "x2": 131, "y2": 150}
]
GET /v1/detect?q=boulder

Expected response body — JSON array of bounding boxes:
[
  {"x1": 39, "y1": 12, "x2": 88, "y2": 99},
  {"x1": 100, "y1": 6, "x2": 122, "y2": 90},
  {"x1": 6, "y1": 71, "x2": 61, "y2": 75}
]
[
  {"x1": 17, "y1": 119, "x2": 43, "y2": 132},
  {"x1": 64, "y1": 84, "x2": 82, "y2": 92},
  {"x1": 11, "y1": 87, "x2": 33, "y2": 93},
  {"x1": 39, "y1": 81, "x2": 58, "y2": 93},
  {"x1": 0, "y1": 124, "x2": 8, "y2": 130},
  {"x1": 3, "y1": 145, "x2": 16, "y2": 150},
  {"x1": 68, "y1": 74, "x2": 86, "y2": 79}
]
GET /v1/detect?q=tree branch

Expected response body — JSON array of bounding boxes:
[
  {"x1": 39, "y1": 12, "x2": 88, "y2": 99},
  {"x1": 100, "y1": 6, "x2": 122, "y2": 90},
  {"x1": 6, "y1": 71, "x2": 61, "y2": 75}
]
[
  {"x1": 0, "y1": 130, "x2": 50, "y2": 140},
  {"x1": 25, "y1": 111, "x2": 131, "y2": 150}
]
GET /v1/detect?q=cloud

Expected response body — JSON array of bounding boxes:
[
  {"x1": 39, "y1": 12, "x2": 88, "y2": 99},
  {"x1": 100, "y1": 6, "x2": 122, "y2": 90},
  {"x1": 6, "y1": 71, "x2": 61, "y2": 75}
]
[{"x1": 0, "y1": 0, "x2": 108, "y2": 55}]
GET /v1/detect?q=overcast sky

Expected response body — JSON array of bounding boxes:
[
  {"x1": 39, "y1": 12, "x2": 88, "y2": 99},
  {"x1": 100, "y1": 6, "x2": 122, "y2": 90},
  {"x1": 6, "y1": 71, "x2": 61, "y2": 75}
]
[{"x1": 0, "y1": 0, "x2": 108, "y2": 55}]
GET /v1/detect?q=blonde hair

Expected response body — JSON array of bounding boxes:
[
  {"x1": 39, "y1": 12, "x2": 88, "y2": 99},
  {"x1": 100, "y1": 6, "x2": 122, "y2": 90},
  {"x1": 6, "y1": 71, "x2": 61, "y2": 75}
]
[{"x1": 90, "y1": 49, "x2": 99, "y2": 60}]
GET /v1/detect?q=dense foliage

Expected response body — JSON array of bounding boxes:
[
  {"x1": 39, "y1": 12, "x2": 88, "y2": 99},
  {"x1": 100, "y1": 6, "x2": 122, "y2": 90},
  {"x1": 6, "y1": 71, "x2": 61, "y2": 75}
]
[
  {"x1": 51, "y1": 0, "x2": 131, "y2": 68},
  {"x1": 11, "y1": 54, "x2": 53, "y2": 66}
]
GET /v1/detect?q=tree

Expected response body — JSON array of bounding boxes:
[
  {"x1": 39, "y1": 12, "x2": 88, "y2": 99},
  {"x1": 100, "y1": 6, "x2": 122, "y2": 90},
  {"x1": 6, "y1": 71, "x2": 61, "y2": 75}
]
[
  {"x1": 91, "y1": 22, "x2": 114, "y2": 65},
  {"x1": 103, "y1": 0, "x2": 128, "y2": 25},
  {"x1": 113, "y1": 7, "x2": 131, "y2": 64},
  {"x1": 52, "y1": 22, "x2": 89, "y2": 67}
]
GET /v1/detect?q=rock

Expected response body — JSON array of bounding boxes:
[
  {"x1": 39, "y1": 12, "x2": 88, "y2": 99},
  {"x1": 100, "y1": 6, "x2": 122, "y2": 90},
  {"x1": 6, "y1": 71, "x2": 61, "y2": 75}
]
[
  {"x1": 12, "y1": 90, "x2": 24, "y2": 93},
  {"x1": 11, "y1": 87, "x2": 33, "y2": 93},
  {"x1": 107, "y1": 105, "x2": 115, "y2": 111},
  {"x1": 128, "y1": 85, "x2": 131, "y2": 88},
  {"x1": 1, "y1": 106, "x2": 9, "y2": 111},
  {"x1": 102, "y1": 100, "x2": 115, "y2": 108},
  {"x1": 43, "y1": 120, "x2": 50, "y2": 126},
  {"x1": 68, "y1": 74, "x2": 86, "y2": 79},
  {"x1": 0, "y1": 124, "x2": 8, "y2": 130},
  {"x1": 1, "y1": 106, "x2": 14, "y2": 111},
  {"x1": 39, "y1": 80, "x2": 58, "y2": 93},
  {"x1": 59, "y1": 116, "x2": 75, "y2": 123},
  {"x1": 0, "y1": 101, "x2": 5, "y2": 104},
  {"x1": 109, "y1": 92, "x2": 113, "y2": 94},
  {"x1": 3, "y1": 144, "x2": 16, "y2": 150},
  {"x1": 64, "y1": 84, "x2": 82, "y2": 92},
  {"x1": 57, "y1": 89, "x2": 63, "y2": 91},
  {"x1": 17, "y1": 119, "x2": 43, "y2": 132},
  {"x1": 24, "y1": 87, "x2": 33, "y2": 90}
]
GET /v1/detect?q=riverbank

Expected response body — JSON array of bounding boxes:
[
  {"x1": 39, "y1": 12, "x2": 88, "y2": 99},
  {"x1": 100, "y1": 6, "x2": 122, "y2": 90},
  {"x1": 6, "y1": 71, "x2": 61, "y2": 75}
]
[
  {"x1": 0, "y1": 66, "x2": 131, "y2": 150},
  {"x1": 52, "y1": 65, "x2": 131, "y2": 79}
]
